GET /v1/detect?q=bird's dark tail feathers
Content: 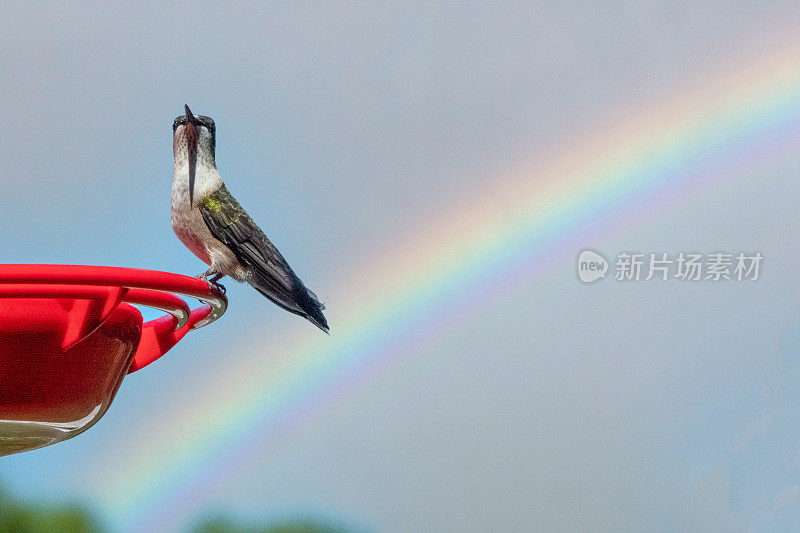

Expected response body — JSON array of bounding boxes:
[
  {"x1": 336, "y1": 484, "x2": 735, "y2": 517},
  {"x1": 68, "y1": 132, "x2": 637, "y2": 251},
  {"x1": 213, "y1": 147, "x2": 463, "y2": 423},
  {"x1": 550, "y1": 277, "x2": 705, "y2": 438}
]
[
  {"x1": 292, "y1": 283, "x2": 329, "y2": 334},
  {"x1": 253, "y1": 275, "x2": 329, "y2": 334}
]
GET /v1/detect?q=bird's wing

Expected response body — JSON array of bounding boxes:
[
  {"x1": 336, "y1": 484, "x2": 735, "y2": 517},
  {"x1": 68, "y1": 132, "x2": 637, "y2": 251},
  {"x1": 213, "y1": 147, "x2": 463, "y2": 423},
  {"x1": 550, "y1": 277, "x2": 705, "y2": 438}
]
[{"x1": 199, "y1": 185, "x2": 328, "y2": 332}]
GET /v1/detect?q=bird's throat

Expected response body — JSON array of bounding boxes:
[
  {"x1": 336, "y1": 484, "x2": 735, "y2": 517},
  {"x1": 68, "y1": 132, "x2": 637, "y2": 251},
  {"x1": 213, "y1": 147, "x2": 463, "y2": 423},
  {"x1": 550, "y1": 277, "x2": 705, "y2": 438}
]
[
  {"x1": 186, "y1": 127, "x2": 198, "y2": 205},
  {"x1": 188, "y1": 144, "x2": 197, "y2": 205}
]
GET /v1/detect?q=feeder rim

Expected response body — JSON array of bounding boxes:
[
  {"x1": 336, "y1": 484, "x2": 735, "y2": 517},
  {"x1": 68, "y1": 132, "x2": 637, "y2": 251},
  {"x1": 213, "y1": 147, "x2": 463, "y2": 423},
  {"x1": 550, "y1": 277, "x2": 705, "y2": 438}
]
[{"x1": 0, "y1": 264, "x2": 227, "y2": 330}]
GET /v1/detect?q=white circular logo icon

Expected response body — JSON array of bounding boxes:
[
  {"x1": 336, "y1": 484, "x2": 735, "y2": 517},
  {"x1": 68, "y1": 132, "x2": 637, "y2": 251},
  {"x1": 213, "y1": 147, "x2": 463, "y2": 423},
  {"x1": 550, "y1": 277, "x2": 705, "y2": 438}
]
[{"x1": 577, "y1": 250, "x2": 608, "y2": 283}]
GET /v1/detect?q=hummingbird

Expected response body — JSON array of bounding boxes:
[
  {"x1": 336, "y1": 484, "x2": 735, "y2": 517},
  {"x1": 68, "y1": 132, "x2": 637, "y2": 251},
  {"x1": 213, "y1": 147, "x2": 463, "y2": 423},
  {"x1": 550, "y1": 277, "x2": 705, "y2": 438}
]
[{"x1": 171, "y1": 105, "x2": 329, "y2": 333}]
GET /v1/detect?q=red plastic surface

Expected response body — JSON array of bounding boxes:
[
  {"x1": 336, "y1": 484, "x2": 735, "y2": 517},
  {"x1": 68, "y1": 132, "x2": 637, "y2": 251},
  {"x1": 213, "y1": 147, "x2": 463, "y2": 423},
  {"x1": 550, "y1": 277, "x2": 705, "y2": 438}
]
[
  {"x1": 0, "y1": 265, "x2": 227, "y2": 456},
  {"x1": 0, "y1": 264, "x2": 227, "y2": 373},
  {"x1": 0, "y1": 301, "x2": 142, "y2": 454}
]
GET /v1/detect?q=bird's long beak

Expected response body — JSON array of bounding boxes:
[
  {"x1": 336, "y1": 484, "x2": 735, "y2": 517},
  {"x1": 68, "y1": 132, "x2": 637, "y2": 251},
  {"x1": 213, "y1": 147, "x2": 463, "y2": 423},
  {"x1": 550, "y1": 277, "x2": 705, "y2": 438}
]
[
  {"x1": 184, "y1": 104, "x2": 198, "y2": 141},
  {"x1": 185, "y1": 104, "x2": 198, "y2": 204},
  {"x1": 185, "y1": 104, "x2": 196, "y2": 125}
]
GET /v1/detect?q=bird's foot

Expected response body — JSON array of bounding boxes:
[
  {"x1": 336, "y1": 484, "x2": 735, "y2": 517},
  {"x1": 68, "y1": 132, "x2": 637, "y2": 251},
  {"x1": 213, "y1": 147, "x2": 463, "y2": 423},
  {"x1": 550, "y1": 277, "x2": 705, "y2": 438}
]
[
  {"x1": 211, "y1": 281, "x2": 227, "y2": 295},
  {"x1": 197, "y1": 270, "x2": 226, "y2": 294},
  {"x1": 197, "y1": 269, "x2": 224, "y2": 281}
]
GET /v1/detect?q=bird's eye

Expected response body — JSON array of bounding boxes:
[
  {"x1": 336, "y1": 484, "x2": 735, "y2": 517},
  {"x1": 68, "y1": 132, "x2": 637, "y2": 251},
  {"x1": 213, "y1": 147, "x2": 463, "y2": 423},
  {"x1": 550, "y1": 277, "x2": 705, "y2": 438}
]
[{"x1": 199, "y1": 117, "x2": 215, "y2": 130}]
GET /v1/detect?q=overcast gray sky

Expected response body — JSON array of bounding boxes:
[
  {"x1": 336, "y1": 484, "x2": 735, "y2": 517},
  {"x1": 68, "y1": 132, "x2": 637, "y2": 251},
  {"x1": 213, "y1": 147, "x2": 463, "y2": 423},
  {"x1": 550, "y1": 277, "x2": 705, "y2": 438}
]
[{"x1": 2, "y1": 2, "x2": 800, "y2": 532}]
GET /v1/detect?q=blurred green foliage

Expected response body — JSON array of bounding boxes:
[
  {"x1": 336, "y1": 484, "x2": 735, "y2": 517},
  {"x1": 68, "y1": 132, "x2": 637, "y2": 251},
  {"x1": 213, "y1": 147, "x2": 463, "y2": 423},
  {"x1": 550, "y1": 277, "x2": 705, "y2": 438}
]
[
  {"x1": 191, "y1": 516, "x2": 351, "y2": 533},
  {"x1": 0, "y1": 481, "x2": 353, "y2": 533},
  {"x1": 0, "y1": 485, "x2": 102, "y2": 533}
]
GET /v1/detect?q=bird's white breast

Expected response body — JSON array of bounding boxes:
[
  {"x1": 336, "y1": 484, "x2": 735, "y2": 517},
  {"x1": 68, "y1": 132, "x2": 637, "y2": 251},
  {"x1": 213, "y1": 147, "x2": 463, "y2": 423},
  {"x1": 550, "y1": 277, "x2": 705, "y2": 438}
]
[{"x1": 170, "y1": 159, "x2": 247, "y2": 280}]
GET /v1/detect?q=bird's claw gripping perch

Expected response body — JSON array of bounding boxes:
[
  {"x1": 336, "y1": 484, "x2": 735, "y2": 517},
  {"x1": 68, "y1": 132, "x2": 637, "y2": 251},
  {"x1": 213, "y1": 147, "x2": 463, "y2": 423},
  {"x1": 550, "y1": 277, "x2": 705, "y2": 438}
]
[
  {"x1": 212, "y1": 281, "x2": 226, "y2": 295},
  {"x1": 197, "y1": 272, "x2": 226, "y2": 295}
]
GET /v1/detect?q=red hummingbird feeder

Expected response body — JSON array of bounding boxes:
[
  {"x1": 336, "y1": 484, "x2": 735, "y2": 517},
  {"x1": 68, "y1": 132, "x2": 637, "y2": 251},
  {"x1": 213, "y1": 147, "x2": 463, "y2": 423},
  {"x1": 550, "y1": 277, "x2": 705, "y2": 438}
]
[{"x1": 0, "y1": 264, "x2": 227, "y2": 456}]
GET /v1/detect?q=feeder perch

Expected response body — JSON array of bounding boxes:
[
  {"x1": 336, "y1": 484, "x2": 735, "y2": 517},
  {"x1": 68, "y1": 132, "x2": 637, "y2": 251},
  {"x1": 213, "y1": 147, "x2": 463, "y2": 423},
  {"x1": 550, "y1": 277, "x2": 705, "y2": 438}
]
[{"x1": 0, "y1": 264, "x2": 227, "y2": 456}]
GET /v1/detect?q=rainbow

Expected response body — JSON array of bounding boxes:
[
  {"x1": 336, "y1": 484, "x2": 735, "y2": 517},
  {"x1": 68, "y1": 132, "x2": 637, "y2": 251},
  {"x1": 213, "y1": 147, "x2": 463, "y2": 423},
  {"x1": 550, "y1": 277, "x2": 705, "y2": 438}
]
[{"x1": 90, "y1": 34, "x2": 800, "y2": 530}]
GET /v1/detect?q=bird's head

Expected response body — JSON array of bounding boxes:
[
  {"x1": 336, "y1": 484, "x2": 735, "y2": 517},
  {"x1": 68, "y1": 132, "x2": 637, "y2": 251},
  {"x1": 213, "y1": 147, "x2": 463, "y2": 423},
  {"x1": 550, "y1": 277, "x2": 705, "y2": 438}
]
[
  {"x1": 173, "y1": 104, "x2": 216, "y2": 164},
  {"x1": 173, "y1": 105, "x2": 218, "y2": 204}
]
